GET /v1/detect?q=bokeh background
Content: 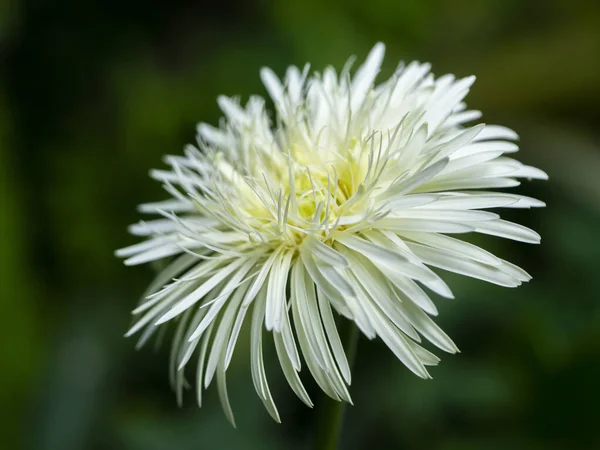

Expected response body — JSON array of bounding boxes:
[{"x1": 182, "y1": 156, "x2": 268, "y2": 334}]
[{"x1": 1, "y1": 0, "x2": 599, "y2": 449}]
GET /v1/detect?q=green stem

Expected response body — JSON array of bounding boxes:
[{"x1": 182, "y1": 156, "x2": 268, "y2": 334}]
[{"x1": 313, "y1": 319, "x2": 359, "y2": 450}]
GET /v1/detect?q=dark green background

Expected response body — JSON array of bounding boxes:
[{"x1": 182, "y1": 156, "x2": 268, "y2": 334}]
[{"x1": 1, "y1": 0, "x2": 599, "y2": 449}]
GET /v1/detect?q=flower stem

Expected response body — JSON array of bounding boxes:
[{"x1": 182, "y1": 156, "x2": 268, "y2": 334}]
[{"x1": 313, "y1": 319, "x2": 359, "y2": 450}]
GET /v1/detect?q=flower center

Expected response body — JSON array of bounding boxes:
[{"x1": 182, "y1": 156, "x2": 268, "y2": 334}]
[{"x1": 202, "y1": 130, "x2": 392, "y2": 251}]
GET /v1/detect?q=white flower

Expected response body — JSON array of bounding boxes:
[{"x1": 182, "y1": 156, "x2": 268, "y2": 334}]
[{"x1": 116, "y1": 43, "x2": 546, "y2": 425}]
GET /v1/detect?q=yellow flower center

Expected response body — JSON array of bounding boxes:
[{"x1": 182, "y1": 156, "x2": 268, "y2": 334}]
[{"x1": 213, "y1": 137, "x2": 374, "y2": 248}]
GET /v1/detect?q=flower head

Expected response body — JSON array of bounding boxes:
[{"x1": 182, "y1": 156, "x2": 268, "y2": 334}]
[{"x1": 116, "y1": 43, "x2": 546, "y2": 424}]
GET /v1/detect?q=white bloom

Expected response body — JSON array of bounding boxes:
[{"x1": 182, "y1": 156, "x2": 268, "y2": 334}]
[{"x1": 117, "y1": 43, "x2": 546, "y2": 425}]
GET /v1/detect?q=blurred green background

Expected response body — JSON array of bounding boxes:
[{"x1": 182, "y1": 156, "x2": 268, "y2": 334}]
[{"x1": 1, "y1": 0, "x2": 599, "y2": 449}]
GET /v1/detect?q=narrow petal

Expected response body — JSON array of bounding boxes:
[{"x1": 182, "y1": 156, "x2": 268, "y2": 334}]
[
  {"x1": 351, "y1": 42, "x2": 385, "y2": 111},
  {"x1": 377, "y1": 158, "x2": 449, "y2": 201},
  {"x1": 250, "y1": 285, "x2": 280, "y2": 422},
  {"x1": 265, "y1": 250, "x2": 293, "y2": 331},
  {"x1": 305, "y1": 235, "x2": 350, "y2": 267},
  {"x1": 154, "y1": 257, "x2": 239, "y2": 324},
  {"x1": 407, "y1": 242, "x2": 521, "y2": 287},
  {"x1": 399, "y1": 231, "x2": 502, "y2": 266},
  {"x1": 204, "y1": 282, "x2": 249, "y2": 388},
  {"x1": 273, "y1": 330, "x2": 313, "y2": 407},
  {"x1": 391, "y1": 287, "x2": 459, "y2": 353},
  {"x1": 317, "y1": 289, "x2": 352, "y2": 384},
  {"x1": 474, "y1": 219, "x2": 541, "y2": 244}
]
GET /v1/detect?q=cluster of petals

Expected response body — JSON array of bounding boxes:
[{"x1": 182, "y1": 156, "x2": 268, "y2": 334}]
[{"x1": 116, "y1": 43, "x2": 546, "y2": 425}]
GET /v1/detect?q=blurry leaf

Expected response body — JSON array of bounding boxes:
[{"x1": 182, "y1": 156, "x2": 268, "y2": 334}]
[
  {"x1": 0, "y1": 88, "x2": 41, "y2": 449},
  {"x1": 519, "y1": 121, "x2": 600, "y2": 212},
  {"x1": 31, "y1": 292, "x2": 130, "y2": 450},
  {"x1": 471, "y1": 18, "x2": 600, "y2": 110},
  {"x1": 0, "y1": 0, "x2": 20, "y2": 44}
]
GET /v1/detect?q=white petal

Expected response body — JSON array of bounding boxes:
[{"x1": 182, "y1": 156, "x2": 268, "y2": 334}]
[
  {"x1": 474, "y1": 219, "x2": 541, "y2": 244},
  {"x1": 285, "y1": 65, "x2": 305, "y2": 105},
  {"x1": 444, "y1": 151, "x2": 505, "y2": 174},
  {"x1": 122, "y1": 243, "x2": 189, "y2": 266},
  {"x1": 300, "y1": 247, "x2": 349, "y2": 310},
  {"x1": 452, "y1": 141, "x2": 519, "y2": 158},
  {"x1": 417, "y1": 177, "x2": 521, "y2": 192},
  {"x1": 138, "y1": 198, "x2": 194, "y2": 214},
  {"x1": 177, "y1": 297, "x2": 212, "y2": 370},
  {"x1": 197, "y1": 123, "x2": 231, "y2": 148},
  {"x1": 392, "y1": 287, "x2": 458, "y2": 353},
  {"x1": 249, "y1": 285, "x2": 280, "y2": 422},
  {"x1": 188, "y1": 257, "x2": 258, "y2": 341},
  {"x1": 418, "y1": 193, "x2": 519, "y2": 210},
  {"x1": 291, "y1": 262, "x2": 327, "y2": 370},
  {"x1": 195, "y1": 322, "x2": 215, "y2": 407},
  {"x1": 317, "y1": 289, "x2": 351, "y2": 384},
  {"x1": 217, "y1": 96, "x2": 249, "y2": 126},
  {"x1": 400, "y1": 231, "x2": 502, "y2": 266},
  {"x1": 260, "y1": 67, "x2": 284, "y2": 110},
  {"x1": 335, "y1": 233, "x2": 408, "y2": 267},
  {"x1": 428, "y1": 124, "x2": 484, "y2": 160},
  {"x1": 361, "y1": 231, "x2": 446, "y2": 288},
  {"x1": 224, "y1": 304, "x2": 249, "y2": 370},
  {"x1": 280, "y1": 296, "x2": 301, "y2": 371},
  {"x1": 476, "y1": 125, "x2": 518, "y2": 142},
  {"x1": 390, "y1": 208, "x2": 499, "y2": 222},
  {"x1": 294, "y1": 261, "x2": 351, "y2": 401},
  {"x1": 390, "y1": 61, "x2": 431, "y2": 105},
  {"x1": 444, "y1": 109, "x2": 482, "y2": 127},
  {"x1": 509, "y1": 195, "x2": 546, "y2": 208},
  {"x1": 136, "y1": 254, "x2": 197, "y2": 310},
  {"x1": 216, "y1": 358, "x2": 236, "y2": 427},
  {"x1": 511, "y1": 165, "x2": 549, "y2": 180},
  {"x1": 407, "y1": 242, "x2": 521, "y2": 287},
  {"x1": 378, "y1": 158, "x2": 449, "y2": 201},
  {"x1": 498, "y1": 259, "x2": 532, "y2": 282},
  {"x1": 155, "y1": 257, "x2": 244, "y2": 325},
  {"x1": 170, "y1": 308, "x2": 188, "y2": 393},
  {"x1": 372, "y1": 218, "x2": 474, "y2": 234},
  {"x1": 316, "y1": 261, "x2": 355, "y2": 298},
  {"x1": 115, "y1": 235, "x2": 176, "y2": 258},
  {"x1": 128, "y1": 219, "x2": 178, "y2": 236},
  {"x1": 407, "y1": 341, "x2": 440, "y2": 366},
  {"x1": 364, "y1": 300, "x2": 430, "y2": 379},
  {"x1": 385, "y1": 193, "x2": 440, "y2": 210},
  {"x1": 291, "y1": 270, "x2": 341, "y2": 400},
  {"x1": 273, "y1": 329, "x2": 313, "y2": 407},
  {"x1": 396, "y1": 123, "x2": 428, "y2": 168},
  {"x1": 265, "y1": 250, "x2": 293, "y2": 331},
  {"x1": 455, "y1": 191, "x2": 545, "y2": 209},
  {"x1": 242, "y1": 250, "x2": 279, "y2": 307},
  {"x1": 203, "y1": 282, "x2": 249, "y2": 388},
  {"x1": 351, "y1": 42, "x2": 385, "y2": 111},
  {"x1": 347, "y1": 262, "x2": 421, "y2": 341},
  {"x1": 305, "y1": 235, "x2": 350, "y2": 267},
  {"x1": 384, "y1": 272, "x2": 439, "y2": 317}
]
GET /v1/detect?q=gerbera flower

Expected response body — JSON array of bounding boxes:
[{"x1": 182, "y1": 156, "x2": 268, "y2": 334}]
[{"x1": 116, "y1": 43, "x2": 546, "y2": 425}]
